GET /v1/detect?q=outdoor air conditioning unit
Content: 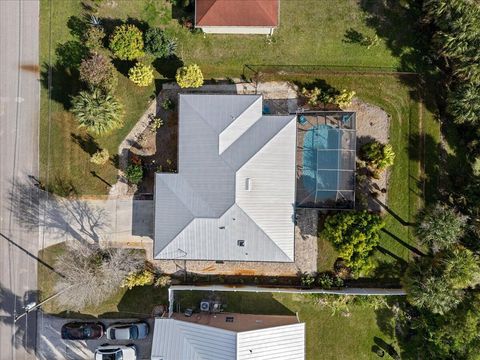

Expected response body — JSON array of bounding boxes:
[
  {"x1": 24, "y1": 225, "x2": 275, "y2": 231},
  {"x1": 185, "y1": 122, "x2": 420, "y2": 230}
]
[{"x1": 200, "y1": 301, "x2": 210, "y2": 312}]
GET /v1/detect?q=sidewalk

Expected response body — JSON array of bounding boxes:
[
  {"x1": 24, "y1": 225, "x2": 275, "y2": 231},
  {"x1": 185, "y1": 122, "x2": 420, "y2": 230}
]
[{"x1": 38, "y1": 197, "x2": 154, "y2": 258}]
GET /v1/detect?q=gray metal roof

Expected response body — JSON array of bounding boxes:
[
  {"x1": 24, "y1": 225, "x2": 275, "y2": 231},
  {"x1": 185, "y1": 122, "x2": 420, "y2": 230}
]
[
  {"x1": 150, "y1": 318, "x2": 305, "y2": 360},
  {"x1": 154, "y1": 94, "x2": 296, "y2": 261}
]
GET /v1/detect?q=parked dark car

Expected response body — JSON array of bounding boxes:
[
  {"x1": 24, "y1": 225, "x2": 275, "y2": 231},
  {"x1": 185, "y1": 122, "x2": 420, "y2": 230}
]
[{"x1": 61, "y1": 322, "x2": 105, "y2": 340}]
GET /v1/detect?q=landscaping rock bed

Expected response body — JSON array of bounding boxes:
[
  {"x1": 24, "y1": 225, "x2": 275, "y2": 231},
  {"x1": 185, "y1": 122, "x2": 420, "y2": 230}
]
[{"x1": 346, "y1": 98, "x2": 390, "y2": 213}]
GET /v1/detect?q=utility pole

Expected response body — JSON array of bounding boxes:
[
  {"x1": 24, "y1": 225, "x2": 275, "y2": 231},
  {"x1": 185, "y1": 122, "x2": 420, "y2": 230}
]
[{"x1": 14, "y1": 285, "x2": 73, "y2": 323}]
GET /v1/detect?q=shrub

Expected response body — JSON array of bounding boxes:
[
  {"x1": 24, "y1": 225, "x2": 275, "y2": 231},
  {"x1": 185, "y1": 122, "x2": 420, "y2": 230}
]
[
  {"x1": 71, "y1": 89, "x2": 124, "y2": 135},
  {"x1": 121, "y1": 270, "x2": 155, "y2": 289},
  {"x1": 300, "y1": 87, "x2": 334, "y2": 106},
  {"x1": 128, "y1": 62, "x2": 154, "y2": 87},
  {"x1": 161, "y1": 98, "x2": 175, "y2": 110},
  {"x1": 149, "y1": 116, "x2": 164, "y2": 132},
  {"x1": 360, "y1": 140, "x2": 395, "y2": 171},
  {"x1": 323, "y1": 211, "x2": 384, "y2": 276},
  {"x1": 317, "y1": 273, "x2": 344, "y2": 289},
  {"x1": 300, "y1": 273, "x2": 315, "y2": 288},
  {"x1": 84, "y1": 26, "x2": 105, "y2": 51},
  {"x1": 109, "y1": 24, "x2": 144, "y2": 60},
  {"x1": 333, "y1": 89, "x2": 356, "y2": 108},
  {"x1": 144, "y1": 27, "x2": 177, "y2": 58},
  {"x1": 90, "y1": 149, "x2": 110, "y2": 165},
  {"x1": 154, "y1": 275, "x2": 172, "y2": 288},
  {"x1": 415, "y1": 203, "x2": 467, "y2": 252},
  {"x1": 125, "y1": 164, "x2": 143, "y2": 184},
  {"x1": 176, "y1": 64, "x2": 204, "y2": 88},
  {"x1": 79, "y1": 53, "x2": 117, "y2": 91}
]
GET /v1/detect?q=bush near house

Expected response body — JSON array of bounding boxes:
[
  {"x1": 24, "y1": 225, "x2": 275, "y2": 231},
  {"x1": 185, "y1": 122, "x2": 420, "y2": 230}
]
[
  {"x1": 360, "y1": 140, "x2": 395, "y2": 171},
  {"x1": 323, "y1": 211, "x2": 385, "y2": 276},
  {"x1": 125, "y1": 163, "x2": 143, "y2": 184},
  {"x1": 128, "y1": 62, "x2": 155, "y2": 87},
  {"x1": 109, "y1": 24, "x2": 145, "y2": 60},
  {"x1": 176, "y1": 64, "x2": 204, "y2": 88}
]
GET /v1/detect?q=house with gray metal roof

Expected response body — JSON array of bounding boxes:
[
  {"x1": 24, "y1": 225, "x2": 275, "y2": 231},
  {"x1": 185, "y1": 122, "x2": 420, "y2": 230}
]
[
  {"x1": 151, "y1": 313, "x2": 305, "y2": 360},
  {"x1": 154, "y1": 94, "x2": 297, "y2": 262}
]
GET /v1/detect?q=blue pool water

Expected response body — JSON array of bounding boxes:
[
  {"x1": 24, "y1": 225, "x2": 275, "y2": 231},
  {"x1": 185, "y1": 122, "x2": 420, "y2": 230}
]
[{"x1": 302, "y1": 125, "x2": 340, "y2": 199}]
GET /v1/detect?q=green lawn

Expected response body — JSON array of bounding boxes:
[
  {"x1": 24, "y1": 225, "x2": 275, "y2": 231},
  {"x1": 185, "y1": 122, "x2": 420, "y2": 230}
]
[
  {"x1": 175, "y1": 290, "x2": 400, "y2": 360},
  {"x1": 270, "y1": 73, "x2": 440, "y2": 268},
  {"x1": 38, "y1": 243, "x2": 168, "y2": 317},
  {"x1": 40, "y1": 0, "x2": 409, "y2": 195}
]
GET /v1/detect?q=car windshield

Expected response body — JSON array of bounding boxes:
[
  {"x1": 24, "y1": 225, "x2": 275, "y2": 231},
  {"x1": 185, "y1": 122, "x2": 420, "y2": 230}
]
[
  {"x1": 109, "y1": 329, "x2": 116, "y2": 340},
  {"x1": 130, "y1": 326, "x2": 138, "y2": 339},
  {"x1": 99, "y1": 349, "x2": 123, "y2": 360},
  {"x1": 83, "y1": 327, "x2": 93, "y2": 337}
]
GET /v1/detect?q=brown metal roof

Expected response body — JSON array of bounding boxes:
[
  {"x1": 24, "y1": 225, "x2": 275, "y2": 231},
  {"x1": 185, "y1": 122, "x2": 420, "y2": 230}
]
[{"x1": 195, "y1": 0, "x2": 279, "y2": 27}]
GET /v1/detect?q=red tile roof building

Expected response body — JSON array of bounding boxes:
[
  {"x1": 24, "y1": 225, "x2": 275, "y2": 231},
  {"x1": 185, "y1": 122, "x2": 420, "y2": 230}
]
[{"x1": 195, "y1": 0, "x2": 279, "y2": 34}]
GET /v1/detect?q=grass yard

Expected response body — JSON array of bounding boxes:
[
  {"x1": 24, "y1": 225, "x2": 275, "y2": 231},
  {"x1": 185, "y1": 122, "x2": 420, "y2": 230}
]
[
  {"x1": 40, "y1": 0, "x2": 407, "y2": 195},
  {"x1": 267, "y1": 72, "x2": 440, "y2": 268},
  {"x1": 38, "y1": 243, "x2": 168, "y2": 318},
  {"x1": 175, "y1": 290, "x2": 400, "y2": 360}
]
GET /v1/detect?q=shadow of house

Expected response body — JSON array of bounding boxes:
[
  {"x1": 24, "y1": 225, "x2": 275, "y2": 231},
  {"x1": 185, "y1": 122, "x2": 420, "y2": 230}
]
[{"x1": 131, "y1": 200, "x2": 154, "y2": 237}]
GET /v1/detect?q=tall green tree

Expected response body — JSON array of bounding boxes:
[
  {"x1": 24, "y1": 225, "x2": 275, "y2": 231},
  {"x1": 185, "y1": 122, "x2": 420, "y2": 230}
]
[
  {"x1": 71, "y1": 89, "x2": 124, "y2": 135},
  {"x1": 403, "y1": 245, "x2": 480, "y2": 314},
  {"x1": 415, "y1": 203, "x2": 467, "y2": 252}
]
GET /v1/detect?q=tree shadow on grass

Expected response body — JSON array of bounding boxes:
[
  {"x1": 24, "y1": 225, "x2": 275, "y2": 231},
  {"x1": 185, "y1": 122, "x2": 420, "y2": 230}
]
[
  {"x1": 153, "y1": 54, "x2": 184, "y2": 79},
  {"x1": 70, "y1": 133, "x2": 101, "y2": 156}
]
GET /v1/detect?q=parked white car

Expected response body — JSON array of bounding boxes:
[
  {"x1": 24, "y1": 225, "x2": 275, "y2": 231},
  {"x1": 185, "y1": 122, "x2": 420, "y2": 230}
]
[
  {"x1": 94, "y1": 344, "x2": 136, "y2": 360},
  {"x1": 106, "y1": 322, "x2": 149, "y2": 340}
]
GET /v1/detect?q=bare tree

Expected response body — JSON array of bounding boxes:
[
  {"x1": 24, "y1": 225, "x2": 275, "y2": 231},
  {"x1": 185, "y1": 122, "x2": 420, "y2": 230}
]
[{"x1": 54, "y1": 242, "x2": 144, "y2": 311}]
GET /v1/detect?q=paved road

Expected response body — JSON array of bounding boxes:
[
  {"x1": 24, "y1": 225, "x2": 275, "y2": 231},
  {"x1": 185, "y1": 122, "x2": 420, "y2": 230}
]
[{"x1": 0, "y1": 1, "x2": 40, "y2": 359}]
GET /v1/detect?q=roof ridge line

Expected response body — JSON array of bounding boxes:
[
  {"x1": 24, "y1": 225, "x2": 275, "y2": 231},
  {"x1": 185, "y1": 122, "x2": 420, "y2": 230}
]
[
  {"x1": 195, "y1": 0, "x2": 218, "y2": 24},
  {"x1": 254, "y1": 0, "x2": 279, "y2": 25},
  {"x1": 235, "y1": 203, "x2": 292, "y2": 262}
]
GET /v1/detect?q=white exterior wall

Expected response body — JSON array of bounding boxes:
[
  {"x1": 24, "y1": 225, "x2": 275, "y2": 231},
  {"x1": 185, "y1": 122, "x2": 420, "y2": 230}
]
[{"x1": 199, "y1": 26, "x2": 274, "y2": 35}]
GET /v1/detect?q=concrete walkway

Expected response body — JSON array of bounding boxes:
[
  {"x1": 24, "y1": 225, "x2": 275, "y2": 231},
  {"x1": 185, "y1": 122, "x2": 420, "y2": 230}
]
[{"x1": 39, "y1": 196, "x2": 154, "y2": 258}]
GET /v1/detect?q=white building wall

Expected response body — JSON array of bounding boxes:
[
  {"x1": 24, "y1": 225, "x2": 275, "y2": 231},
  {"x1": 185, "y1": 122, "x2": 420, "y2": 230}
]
[{"x1": 199, "y1": 26, "x2": 274, "y2": 35}]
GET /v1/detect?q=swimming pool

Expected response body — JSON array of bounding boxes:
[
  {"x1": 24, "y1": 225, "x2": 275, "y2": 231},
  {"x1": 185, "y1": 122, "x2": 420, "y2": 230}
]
[{"x1": 300, "y1": 124, "x2": 356, "y2": 205}]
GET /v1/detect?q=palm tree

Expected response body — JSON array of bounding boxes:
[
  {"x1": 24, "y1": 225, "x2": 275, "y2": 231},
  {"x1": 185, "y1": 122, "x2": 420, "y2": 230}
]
[{"x1": 71, "y1": 89, "x2": 124, "y2": 135}]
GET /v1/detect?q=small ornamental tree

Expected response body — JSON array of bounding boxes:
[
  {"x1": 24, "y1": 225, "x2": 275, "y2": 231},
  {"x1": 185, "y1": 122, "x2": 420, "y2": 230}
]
[
  {"x1": 144, "y1": 27, "x2": 177, "y2": 58},
  {"x1": 71, "y1": 89, "x2": 124, "y2": 135},
  {"x1": 128, "y1": 62, "x2": 154, "y2": 87},
  {"x1": 323, "y1": 211, "x2": 384, "y2": 275},
  {"x1": 121, "y1": 270, "x2": 155, "y2": 289},
  {"x1": 415, "y1": 203, "x2": 467, "y2": 252},
  {"x1": 109, "y1": 24, "x2": 144, "y2": 60},
  {"x1": 125, "y1": 164, "x2": 143, "y2": 184},
  {"x1": 84, "y1": 26, "x2": 105, "y2": 51},
  {"x1": 90, "y1": 149, "x2": 110, "y2": 165},
  {"x1": 360, "y1": 140, "x2": 395, "y2": 171},
  {"x1": 79, "y1": 53, "x2": 117, "y2": 91},
  {"x1": 402, "y1": 245, "x2": 480, "y2": 314},
  {"x1": 176, "y1": 64, "x2": 204, "y2": 88}
]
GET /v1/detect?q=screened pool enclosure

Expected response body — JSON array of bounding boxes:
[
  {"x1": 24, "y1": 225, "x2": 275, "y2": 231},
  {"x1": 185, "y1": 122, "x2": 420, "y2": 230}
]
[{"x1": 296, "y1": 111, "x2": 356, "y2": 209}]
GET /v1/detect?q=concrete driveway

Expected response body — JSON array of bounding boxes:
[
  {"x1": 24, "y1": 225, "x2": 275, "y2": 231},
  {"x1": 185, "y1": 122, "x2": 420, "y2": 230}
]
[{"x1": 37, "y1": 314, "x2": 154, "y2": 360}]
